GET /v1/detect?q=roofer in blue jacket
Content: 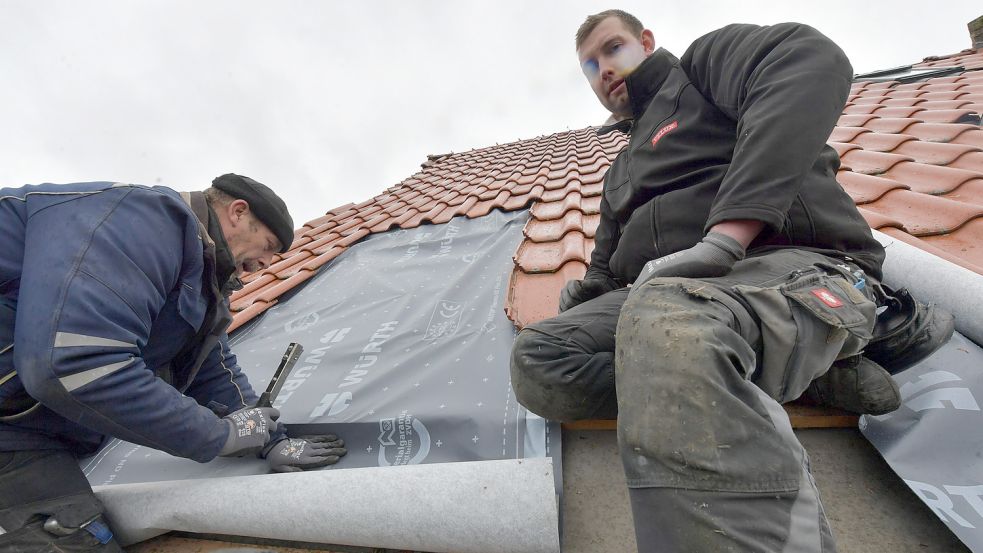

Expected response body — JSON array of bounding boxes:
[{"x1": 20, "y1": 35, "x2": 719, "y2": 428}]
[
  {"x1": 510, "y1": 11, "x2": 955, "y2": 552},
  {"x1": 0, "y1": 174, "x2": 347, "y2": 551}
]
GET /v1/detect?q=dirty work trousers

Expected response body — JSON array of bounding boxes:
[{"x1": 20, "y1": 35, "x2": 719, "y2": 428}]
[
  {"x1": 511, "y1": 249, "x2": 877, "y2": 552},
  {"x1": 0, "y1": 449, "x2": 122, "y2": 552}
]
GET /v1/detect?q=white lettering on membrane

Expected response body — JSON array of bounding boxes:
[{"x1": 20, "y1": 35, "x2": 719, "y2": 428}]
[
  {"x1": 900, "y1": 371, "x2": 981, "y2": 412},
  {"x1": 307, "y1": 321, "x2": 399, "y2": 420},
  {"x1": 273, "y1": 327, "x2": 351, "y2": 409},
  {"x1": 906, "y1": 479, "x2": 983, "y2": 529},
  {"x1": 431, "y1": 221, "x2": 460, "y2": 258},
  {"x1": 341, "y1": 320, "x2": 400, "y2": 386},
  {"x1": 395, "y1": 233, "x2": 432, "y2": 264}
]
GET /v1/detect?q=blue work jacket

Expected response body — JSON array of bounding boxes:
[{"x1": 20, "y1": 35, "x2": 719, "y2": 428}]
[{"x1": 0, "y1": 182, "x2": 259, "y2": 462}]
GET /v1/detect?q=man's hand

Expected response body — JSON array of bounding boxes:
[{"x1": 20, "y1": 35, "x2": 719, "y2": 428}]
[
  {"x1": 218, "y1": 406, "x2": 280, "y2": 457},
  {"x1": 629, "y1": 232, "x2": 745, "y2": 296},
  {"x1": 265, "y1": 435, "x2": 348, "y2": 473},
  {"x1": 559, "y1": 278, "x2": 619, "y2": 312}
]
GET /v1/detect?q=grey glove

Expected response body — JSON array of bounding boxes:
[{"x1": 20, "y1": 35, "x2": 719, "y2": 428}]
[
  {"x1": 630, "y1": 232, "x2": 745, "y2": 297},
  {"x1": 559, "y1": 278, "x2": 619, "y2": 312},
  {"x1": 265, "y1": 435, "x2": 348, "y2": 473},
  {"x1": 218, "y1": 406, "x2": 280, "y2": 457}
]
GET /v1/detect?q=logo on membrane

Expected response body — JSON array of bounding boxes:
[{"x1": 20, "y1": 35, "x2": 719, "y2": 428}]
[
  {"x1": 378, "y1": 411, "x2": 431, "y2": 466},
  {"x1": 424, "y1": 299, "x2": 463, "y2": 341},
  {"x1": 285, "y1": 311, "x2": 320, "y2": 333}
]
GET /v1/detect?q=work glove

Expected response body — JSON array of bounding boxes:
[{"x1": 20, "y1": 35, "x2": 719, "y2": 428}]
[
  {"x1": 265, "y1": 435, "x2": 348, "y2": 473},
  {"x1": 558, "y1": 277, "x2": 619, "y2": 313},
  {"x1": 218, "y1": 406, "x2": 280, "y2": 457},
  {"x1": 629, "y1": 232, "x2": 745, "y2": 297}
]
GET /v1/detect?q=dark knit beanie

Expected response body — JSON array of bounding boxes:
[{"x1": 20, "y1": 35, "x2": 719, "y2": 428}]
[{"x1": 211, "y1": 173, "x2": 294, "y2": 253}]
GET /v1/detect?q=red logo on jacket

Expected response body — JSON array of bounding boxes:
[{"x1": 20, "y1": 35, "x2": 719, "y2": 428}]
[
  {"x1": 651, "y1": 121, "x2": 678, "y2": 148},
  {"x1": 811, "y1": 287, "x2": 843, "y2": 308}
]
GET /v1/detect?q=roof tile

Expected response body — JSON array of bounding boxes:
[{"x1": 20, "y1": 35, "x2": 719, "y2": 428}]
[
  {"x1": 835, "y1": 171, "x2": 910, "y2": 204},
  {"x1": 891, "y1": 141, "x2": 982, "y2": 165},
  {"x1": 897, "y1": 122, "x2": 981, "y2": 143},
  {"x1": 513, "y1": 231, "x2": 593, "y2": 274},
  {"x1": 524, "y1": 210, "x2": 601, "y2": 242},
  {"x1": 944, "y1": 178, "x2": 983, "y2": 207},
  {"x1": 863, "y1": 117, "x2": 921, "y2": 134},
  {"x1": 858, "y1": 189, "x2": 983, "y2": 235},
  {"x1": 848, "y1": 132, "x2": 916, "y2": 152},
  {"x1": 837, "y1": 150, "x2": 914, "y2": 175},
  {"x1": 881, "y1": 161, "x2": 980, "y2": 195}
]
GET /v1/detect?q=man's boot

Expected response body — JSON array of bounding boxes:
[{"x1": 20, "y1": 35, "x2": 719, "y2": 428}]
[
  {"x1": 864, "y1": 287, "x2": 955, "y2": 374},
  {"x1": 802, "y1": 356, "x2": 901, "y2": 415}
]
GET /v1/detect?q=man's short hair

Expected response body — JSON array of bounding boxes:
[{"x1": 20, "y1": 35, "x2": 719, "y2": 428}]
[
  {"x1": 575, "y1": 9, "x2": 644, "y2": 50},
  {"x1": 203, "y1": 186, "x2": 237, "y2": 206}
]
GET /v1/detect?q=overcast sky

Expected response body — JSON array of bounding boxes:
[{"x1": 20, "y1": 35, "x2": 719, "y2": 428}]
[{"x1": 2, "y1": 1, "x2": 980, "y2": 226}]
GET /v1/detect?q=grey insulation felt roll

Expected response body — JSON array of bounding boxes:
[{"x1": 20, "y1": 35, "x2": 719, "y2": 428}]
[
  {"x1": 872, "y1": 230, "x2": 983, "y2": 345},
  {"x1": 95, "y1": 458, "x2": 560, "y2": 553}
]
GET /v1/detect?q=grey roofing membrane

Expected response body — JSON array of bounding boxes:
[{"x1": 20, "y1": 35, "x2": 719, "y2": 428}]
[
  {"x1": 862, "y1": 332, "x2": 983, "y2": 550},
  {"x1": 83, "y1": 209, "x2": 562, "y2": 551},
  {"x1": 862, "y1": 232, "x2": 983, "y2": 551}
]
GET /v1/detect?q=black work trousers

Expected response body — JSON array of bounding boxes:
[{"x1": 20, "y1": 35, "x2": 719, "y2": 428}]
[
  {"x1": 0, "y1": 449, "x2": 122, "y2": 552},
  {"x1": 511, "y1": 248, "x2": 878, "y2": 552}
]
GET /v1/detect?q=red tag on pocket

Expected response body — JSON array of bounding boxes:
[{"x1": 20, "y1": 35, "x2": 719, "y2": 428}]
[{"x1": 811, "y1": 287, "x2": 843, "y2": 308}]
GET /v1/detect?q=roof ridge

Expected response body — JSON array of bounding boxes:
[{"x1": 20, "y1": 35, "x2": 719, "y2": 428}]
[
  {"x1": 921, "y1": 48, "x2": 981, "y2": 63},
  {"x1": 420, "y1": 127, "x2": 598, "y2": 166}
]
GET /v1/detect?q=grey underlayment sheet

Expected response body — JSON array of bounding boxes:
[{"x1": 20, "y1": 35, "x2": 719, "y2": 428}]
[
  {"x1": 96, "y1": 458, "x2": 560, "y2": 553},
  {"x1": 82, "y1": 209, "x2": 562, "y2": 552},
  {"x1": 862, "y1": 231, "x2": 983, "y2": 552}
]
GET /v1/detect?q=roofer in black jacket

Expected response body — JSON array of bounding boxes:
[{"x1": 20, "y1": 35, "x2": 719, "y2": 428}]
[{"x1": 510, "y1": 11, "x2": 952, "y2": 552}]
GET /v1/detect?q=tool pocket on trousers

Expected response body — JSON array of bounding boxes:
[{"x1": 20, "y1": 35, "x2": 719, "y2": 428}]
[{"x1": 734, "y1": 269, "x2": 876, "y2": 402}]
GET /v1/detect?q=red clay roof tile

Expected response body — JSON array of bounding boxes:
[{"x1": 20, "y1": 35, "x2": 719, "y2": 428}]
[
  {"x1": 863, "y1": 117, "x2": 921, "y2": 133},
  {"x1": 945, "y1": 178, "x2": 983, "y2": 207},
  {"x1": 524, "y1": 210, "x2": 601, "y2": 242},
  {"x1": 880, "y1": 226, "x2": 983, "y2": 275},
  {"x1": 881, "y1": 161, "x2": 980, "y2": 195},
  {"x1": 836, "y1": 171, "x2": 910, "y2": 204},
  {"x1": 837, "y1": 149, "x2": 914, "y2": 174},
  {"x1": 829, "y1": 126, "x2": 869, "y2": 142},
  {"x1": 513, "y1": 232, "x2": 592, "y2": 274},
  {"x1": 859, "y1": 189, "x2": 983, "y2": 235},
  {"x1": 891, "y1": 141, "x2": 982, "y2": 165},
  {"x1": 897, "y1": 122, "x2": 980, "y2": 143},
  {"x1": 848, "y1": 132, "x2": 917, "y2": 152}
]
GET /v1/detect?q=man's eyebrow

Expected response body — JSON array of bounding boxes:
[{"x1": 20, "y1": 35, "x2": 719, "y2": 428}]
[{"x1": 601, "y1": 36, "x2": 623, "y2": 51}]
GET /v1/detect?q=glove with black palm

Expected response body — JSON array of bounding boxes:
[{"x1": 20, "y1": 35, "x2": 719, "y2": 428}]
[
  {"x1": 558, "y1": 277, "x2": 619, "y2": 313},
  {"x1": 265, "y1": 435, "x2": 347, "y2": 473},
  {"x1": 629, "y1": 232, "x2": 745, "y2": 298},
  {"x1": 218, "y1": 406, "x2": 280, "y2": 457}
]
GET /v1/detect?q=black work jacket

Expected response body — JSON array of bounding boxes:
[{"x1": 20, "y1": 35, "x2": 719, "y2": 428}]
[{"x1": 587, "y1": 23, "x2": 886, "y2": 284}]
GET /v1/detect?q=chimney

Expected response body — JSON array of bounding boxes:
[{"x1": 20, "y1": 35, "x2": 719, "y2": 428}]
[{"x1": 971, "y1": 15, "x2": 983, "y2": 49}]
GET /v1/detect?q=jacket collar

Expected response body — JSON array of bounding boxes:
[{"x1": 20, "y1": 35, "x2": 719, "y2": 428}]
[
  {"x1": 181, "y1": 191, "x2": 243, "y2": 295},
  {"x1": 625, "y1": 48, "x2": 675, "y2": 120},
  {"x1": 596, "y1": 49, "x2": 675, "y2": 136}
]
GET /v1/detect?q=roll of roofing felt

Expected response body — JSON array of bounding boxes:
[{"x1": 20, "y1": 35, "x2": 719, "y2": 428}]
[
  {"x1": 873, "y1": 229, "x2": 983, "y2": 345},
  {"x1": 94, "y1": 458, "x2": 560, "y2": 553}
]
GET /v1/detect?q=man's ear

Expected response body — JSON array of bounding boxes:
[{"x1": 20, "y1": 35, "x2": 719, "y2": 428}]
[
  {"x1": 641, "y1": 29, "x2": 656, "y2": 55},
  {"x1": 227, "y1": 199, "x2": 250, "y2": 226}
]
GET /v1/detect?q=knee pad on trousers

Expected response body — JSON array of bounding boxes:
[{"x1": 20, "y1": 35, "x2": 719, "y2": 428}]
[{"x1": 510, "y1": 327, "x2": 615, "y2": 421}]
